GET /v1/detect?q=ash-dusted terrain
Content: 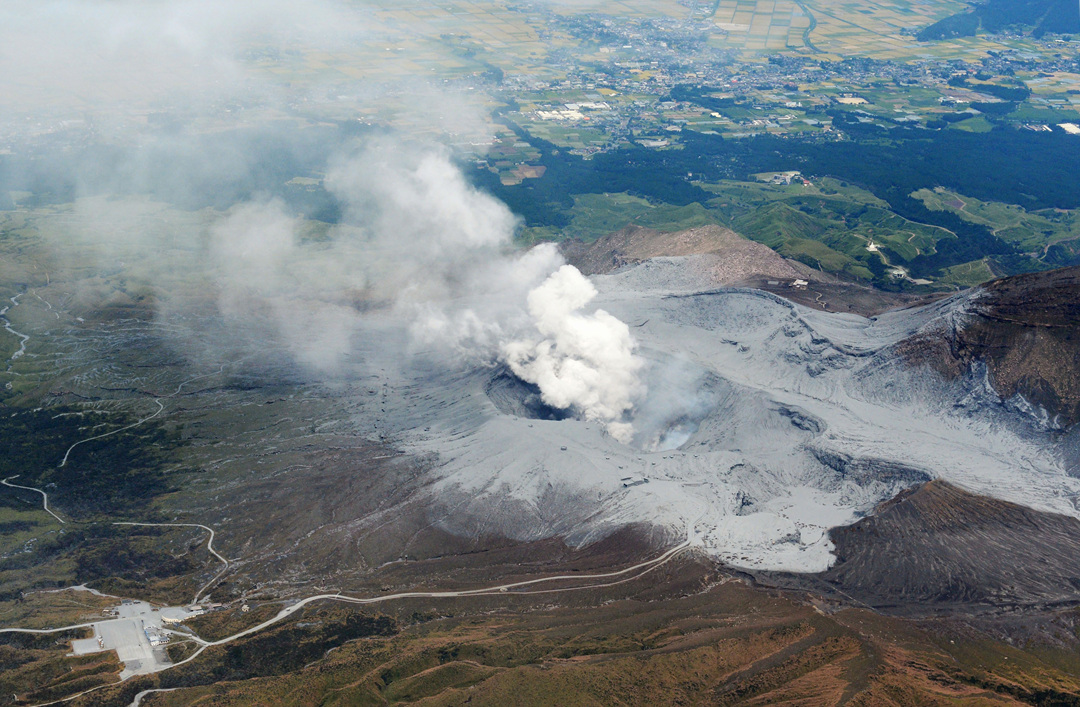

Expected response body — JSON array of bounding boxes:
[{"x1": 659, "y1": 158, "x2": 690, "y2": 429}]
[
  {"x1": 341, "y1": 253, "x2": 1076, "y2": 573},
  {"x1": 5, "y1": 201, "x2": 1080, "y2": 706},
  {"x1": 2, "y1": 203, "x2": 1075, "y2": 581},
  {"x1": 7, "y1": 0, "x2": 1080, "y2": 702},
  {"x1": 0, "y1": 138, "x2": 1078, "y2": 707}
]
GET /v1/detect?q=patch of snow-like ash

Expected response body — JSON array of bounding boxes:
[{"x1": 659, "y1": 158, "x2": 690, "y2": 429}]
[{"x1": 359, "y1": 266, "x2": 1080, "y2": 574}]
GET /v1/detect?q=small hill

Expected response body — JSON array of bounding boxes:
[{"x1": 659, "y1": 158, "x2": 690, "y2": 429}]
[
  {"x1": 563, "y1": 224, "x2": 939, "y2": 316},
  {"x1": 560, "y1": 224, "x2": 806, "y2": 283},
  {"x1": 820, "y1": 480, "x2": 1080, "y2": 609},
  {"x1": 731, "y1": 201, "x2": 832, "y2": 247},
  {"x1": 918, "y1": 0, "x2": 1080, "y2": 40},
  {"x1": 758, "y1": 480, "x2": 1080, "y2": 613}
]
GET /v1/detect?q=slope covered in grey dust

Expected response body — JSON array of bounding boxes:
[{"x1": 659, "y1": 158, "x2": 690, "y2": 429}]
[{"x1": 350, "y1": 255, "x2": 1077, "y2": 573}]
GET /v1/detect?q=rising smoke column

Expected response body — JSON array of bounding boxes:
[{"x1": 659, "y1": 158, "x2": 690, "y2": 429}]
[
  {"x1": 327, "y1": 143, "x2": 648, "y2": 440},
  {"x1": 502, "y1": 265, "x2": 645, "y2": 442}
]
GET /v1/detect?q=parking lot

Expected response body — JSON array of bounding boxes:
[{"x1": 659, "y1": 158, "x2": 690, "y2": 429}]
[{"x1": 67, "y1": 601, "x2": 175, "y2": 678}]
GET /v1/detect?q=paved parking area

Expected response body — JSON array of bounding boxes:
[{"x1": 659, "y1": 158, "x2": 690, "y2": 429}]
[
  {"x1": 70, "y1": 636, "x2": 102, "y2": 655},
  {"x1": 66, "y1": 601, "x2": 175, "y2": 678}
]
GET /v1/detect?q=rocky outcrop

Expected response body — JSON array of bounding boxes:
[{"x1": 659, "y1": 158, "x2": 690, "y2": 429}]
[{"x1": 900, "y1": 265, "x2": 1080, "y2": 428}]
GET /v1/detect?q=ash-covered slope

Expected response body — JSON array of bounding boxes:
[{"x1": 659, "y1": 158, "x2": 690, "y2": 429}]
[
  {"x1": 900, "y1": 265, "x2": 1080, "y2": 429},
  {"x1": 355, "y1": 258, "x2": 1077, "y2": 573},
  {"x1": 805, "y1": 480, "x2": 1080, "y2": 611}
]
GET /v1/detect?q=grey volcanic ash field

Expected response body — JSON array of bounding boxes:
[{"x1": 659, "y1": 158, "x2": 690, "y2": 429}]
[
  {"x1": 338, "y1": 253, "x2": 1077, "y2": 574},
  {"x1": 14, "y1": 148, "x2": 1078, "y2": 577}
]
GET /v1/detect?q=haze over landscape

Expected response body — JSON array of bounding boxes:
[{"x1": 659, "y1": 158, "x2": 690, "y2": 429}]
[{"x1": 2, "y1": 0, "x2": 1080, "y2": 705}]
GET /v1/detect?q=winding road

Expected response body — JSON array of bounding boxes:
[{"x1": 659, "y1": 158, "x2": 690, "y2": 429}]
[
  {"x1": 4, "y1": 530, "x2": 698, "y2": 707},
  {"x1": 2, "y1": 359, "x2": 703, "y2": 706},
  {"x1": 189, "y1": 535, "x2": 694, "y2": 651},
  {"x1": 112, "y1": 522, "x2": 229, "y2": 604},
  {"x1": 1, "y1": 293, "x2": 30, "y2": 362},
  {"x1": 60, "y1": 363, "x2": 229, "y2": 468},
  {"x1": 1, "y1": 533, "x2": 695, "y2": 649},
  {"x1": 1, "y1": 476, "x2": 65, "y2": 524},
  {"x1": 0, "y1": 364, "x2": 234, "y2": 529},
  {"x1": 58, "y1": 400, "x2": 166, "y2": 468}
]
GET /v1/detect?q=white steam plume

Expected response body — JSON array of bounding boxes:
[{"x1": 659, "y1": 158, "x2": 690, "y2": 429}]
[
  {"x1": 324, "y1": 141, "x2": 521, "y2": 306},
  {"x1": 208, "y1": 199, "x2": 366, "y2": 373},
  {"x1": 328, "y1": 143, "x2": 648, "y2": 440},
  {"x1": 4, "y1": 0, "x2": 652, "y2": 444},
  {"x1": 502, "y1": 265, "x2": 645, "y2": 442},
  {"x1": 188, "y1": 142, "x2": 649, "y2": 436},
  {"x1": 5, "y1": 0, "x2": 649, "y2": 435}
]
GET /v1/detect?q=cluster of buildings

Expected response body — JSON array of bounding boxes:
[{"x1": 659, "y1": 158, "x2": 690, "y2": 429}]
[{"x1": 482, "y1": 9, "x2": 1080, "y2": 156}]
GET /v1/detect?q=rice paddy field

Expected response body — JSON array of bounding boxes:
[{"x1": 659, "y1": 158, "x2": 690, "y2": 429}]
[{"x1": 262, "y1": 0, "x2": 1057, "y2": 87}]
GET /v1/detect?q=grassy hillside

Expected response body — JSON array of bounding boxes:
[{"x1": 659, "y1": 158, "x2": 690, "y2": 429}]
[{"x1": 71, "y1": 558, "x2": 1080, "y2": 706}]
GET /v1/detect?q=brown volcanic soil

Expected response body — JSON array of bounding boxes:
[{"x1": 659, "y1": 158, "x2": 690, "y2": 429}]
[
  {"x1": 561, "y1": 224, "x2": 805, "y2": 280},
  {"x1": 81, "y1": 551, "x2": 1080, "y2": 707},
  {"x1": 763, "y1": 480, "x2": 1080, "y2": 613},
  {"x1": 901, "y1": 265, "x2": 1080, "y2": 426},
  {"x1": 176, "y1": 427, "x2": 675, "y2": 601},
  {"x1": 134, "y1": 479, "x2": 1080, "y2": 706},
  {"x1": 978, "y1": 265, "x2": 1080, "y2": 327}
]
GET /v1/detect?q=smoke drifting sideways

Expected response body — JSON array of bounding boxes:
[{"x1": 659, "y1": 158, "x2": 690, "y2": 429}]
[
  {"x1": 210, "y1": 142, "x2": 648, "y2": 441},
  {"x1": 42, "y1": 138, "x2": 651, "y2": 441},
  {"x1": 1, "y1": 0, "x2": 649, "y2": 440}
]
